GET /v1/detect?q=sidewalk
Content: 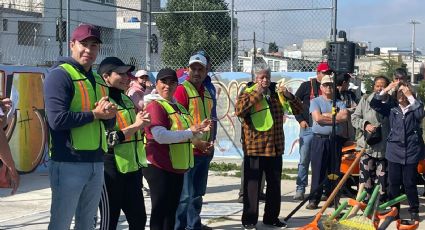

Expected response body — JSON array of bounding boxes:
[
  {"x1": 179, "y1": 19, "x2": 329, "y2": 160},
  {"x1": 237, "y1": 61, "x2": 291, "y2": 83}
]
[{"x1": 0, "y1": 159, "x2": 424, "y2": 229}]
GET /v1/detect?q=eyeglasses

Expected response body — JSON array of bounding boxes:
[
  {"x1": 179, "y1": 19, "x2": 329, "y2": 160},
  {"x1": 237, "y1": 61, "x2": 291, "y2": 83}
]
[{"x1": 322, "y1": 83, "x2": 333, "y2": 88}]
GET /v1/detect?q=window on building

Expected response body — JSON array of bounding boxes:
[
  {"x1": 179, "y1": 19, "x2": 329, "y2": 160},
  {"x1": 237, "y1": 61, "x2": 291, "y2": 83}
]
[
  {"x1": 274, "y1": 61, "x2": 280, "y2": 72},
  {"x1": 104, "y1": 0, "x2": 115, "y2": 4},
  {"x1": 267, "y1": 60, "x2": 273, "y2": 70},
  {"x1": 2, "y1": 19, "x2": 7, "y2": 31},
  {"x1": 18, "y1": 21, "x2": 41, "y2": 46},
  {"x1": 238, "y1": 59, "x2": 244, "y2": 70}
]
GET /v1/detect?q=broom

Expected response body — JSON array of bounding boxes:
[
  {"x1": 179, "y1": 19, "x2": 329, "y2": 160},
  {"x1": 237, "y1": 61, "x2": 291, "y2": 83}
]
[
  {"x1": 337, "y1": 185, "x2": 380, "y2": 230},
  {"x1": 297, "y1": 148, "x2": 365, "y2": 230}
]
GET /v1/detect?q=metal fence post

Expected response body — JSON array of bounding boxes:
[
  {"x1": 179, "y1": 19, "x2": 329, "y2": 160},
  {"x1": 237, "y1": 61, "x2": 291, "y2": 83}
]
[{"x1": 146, "y1": 0, "x2": 151, "y2": 71}]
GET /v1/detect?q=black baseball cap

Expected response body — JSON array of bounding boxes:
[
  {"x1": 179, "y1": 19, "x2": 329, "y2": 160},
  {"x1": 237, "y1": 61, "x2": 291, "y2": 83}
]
[
  {"x1": 97, "y1": 57, "x2": 135, "y2": 75},
  {"x1": 156, "y1": 68, "x2": 178, "y2": 82}
]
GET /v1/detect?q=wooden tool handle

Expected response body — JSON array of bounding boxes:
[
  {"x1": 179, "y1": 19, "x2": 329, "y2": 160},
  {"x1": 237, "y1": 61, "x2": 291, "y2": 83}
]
[{"x1": 318, "y1": 148, "x2": 365, "y2": 214}]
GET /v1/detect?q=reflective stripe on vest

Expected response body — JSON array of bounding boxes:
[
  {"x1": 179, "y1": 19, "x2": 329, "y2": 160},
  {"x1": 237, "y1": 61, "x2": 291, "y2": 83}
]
[
  {"x1": 59, "y1": 63, "x2": 108, "y2": 152},
  {"x1": 181, "y1": 80, "x2": 212, "y2": 141},
  {"x1": 110, "y1": 95, "x2": 147, "y2": 173},
  {"x1": 155, "y1": 99, "x2": 194, "y2": 170},
  {"x1": 244, "y1": 84, "x2": 274, "y2": 131}
]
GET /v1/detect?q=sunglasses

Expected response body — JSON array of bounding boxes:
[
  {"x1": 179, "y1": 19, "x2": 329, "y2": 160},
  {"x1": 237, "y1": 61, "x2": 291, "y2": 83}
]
[{"x1": 322, "y1": 83, "x2": 333, "y2": 88}]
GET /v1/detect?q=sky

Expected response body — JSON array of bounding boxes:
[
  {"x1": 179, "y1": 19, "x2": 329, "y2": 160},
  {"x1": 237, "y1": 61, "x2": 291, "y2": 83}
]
[
  {"x1": 338, "y1": 0, "x2": 425, "y2": 51},
  {"x1": 160, "y1": 0, "x2": 425, "y2": 51}
]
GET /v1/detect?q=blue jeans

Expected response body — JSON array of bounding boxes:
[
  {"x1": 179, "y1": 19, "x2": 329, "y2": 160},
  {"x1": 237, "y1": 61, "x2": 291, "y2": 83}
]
[
  {"x1": 48, "y1": 161, "x2": 104, "y2": 230},
  {"x1": 296, "y1": 127, "x2": 313, "y2": 193},
  {"x1": 175, "y1": 154, "x2": 213, "y2": 230}
]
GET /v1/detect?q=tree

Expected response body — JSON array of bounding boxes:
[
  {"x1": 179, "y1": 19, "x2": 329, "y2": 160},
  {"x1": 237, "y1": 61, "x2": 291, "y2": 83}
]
[
  {"x1": 362, "y1": 74, "x2": 375, "y2": 94},
  {"x1": 268, "y1": 42, "x2": 278, "y2": 53},
  {"x1": 156, "y1": 0, "x2": 233, "y2": 70},
  {"x1": 377, "y1": 57, "x2": 405, "y2": 80}
]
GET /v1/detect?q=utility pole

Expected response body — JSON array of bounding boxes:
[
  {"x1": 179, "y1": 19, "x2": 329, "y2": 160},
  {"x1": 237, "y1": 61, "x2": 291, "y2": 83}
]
[
  {"x1": 331, "y1": 0, "x2": 337, "y2": 42},
  {"x1": 251, "y1": 32, "x2": 256, "y2": 81},
  {"x1": 58, "y1": 0, "x2": 63, "y2": 56},
  {"x1": 409, "y1": 19, "x2": 420, "y2": 83}
]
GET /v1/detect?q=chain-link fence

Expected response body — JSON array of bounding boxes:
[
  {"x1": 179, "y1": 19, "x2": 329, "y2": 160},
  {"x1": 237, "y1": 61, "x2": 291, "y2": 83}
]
[{"x1": 0, "y1": 0, "x2": 333, "y2": 72}]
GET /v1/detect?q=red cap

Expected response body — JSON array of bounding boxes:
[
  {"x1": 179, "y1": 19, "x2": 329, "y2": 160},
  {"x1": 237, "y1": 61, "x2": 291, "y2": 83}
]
[
  {"x1": 71, "y1": 24, "x2": 102, "y2": 43},
  {"x1": 316, "y1": 62, "x2": 330, "y2": 72}
]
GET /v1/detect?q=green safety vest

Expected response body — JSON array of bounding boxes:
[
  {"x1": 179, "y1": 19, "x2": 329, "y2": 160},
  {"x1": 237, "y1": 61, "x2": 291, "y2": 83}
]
[
  {"x1": 155, "y1": 99, "x2": 194, "y2": 170},
  {"x1": 59, "y1": 63, "x2": 109, "y2": 152},
  {"x1": 182, "y1": 80, "x2": 213, "y2": 141},
  {"x1": 110, "y1": 95, "x2": 147, "y2": 173},
  {"x1": 244, "y1": 84, "x2": 274, "y2": 131}
]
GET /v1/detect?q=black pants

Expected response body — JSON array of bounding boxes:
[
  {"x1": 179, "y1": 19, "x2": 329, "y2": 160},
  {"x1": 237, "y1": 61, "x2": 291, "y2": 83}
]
[
  {"x1": 239, "y1": 160, "x2": 266, "y2": 197},
  {"x1": 143, "y1": 164, "x2": 184, "y2": 230},
  {"x1": 387, "y1": 161, "x2": 419, "y2": 214},
  {"x1": 99, "y1": 155, "x2": 146, "y2": 230},
  {"x1": 309, "y1": 134, "x2": 342, "y2": 204},
  {"x1": 242, "y1": 155, "x2": 282, "y2": 225}
]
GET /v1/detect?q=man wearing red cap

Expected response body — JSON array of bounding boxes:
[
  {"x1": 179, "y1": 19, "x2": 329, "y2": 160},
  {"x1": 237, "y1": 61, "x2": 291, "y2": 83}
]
[
  {"x1": 293, "y1": 62, "x2": 331, "y2": 201},
  {"x1": 44, "y1": 24, "x2": 117, "y2": 229}
]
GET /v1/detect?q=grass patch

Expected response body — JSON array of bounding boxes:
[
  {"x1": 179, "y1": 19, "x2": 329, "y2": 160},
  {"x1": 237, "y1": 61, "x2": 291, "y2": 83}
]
[
  {"x1": 209, "y1": 162, "x2": 240, "y2": 171},
  {"x1": 207, "y1": 216, "x2": 235, "y2": 224},
  {"x1": 281, "y1": 173, "x2": 297, "y2": 180},
  {"x1": 282, "y1": 168, "x2": 299, "y2": 174}
]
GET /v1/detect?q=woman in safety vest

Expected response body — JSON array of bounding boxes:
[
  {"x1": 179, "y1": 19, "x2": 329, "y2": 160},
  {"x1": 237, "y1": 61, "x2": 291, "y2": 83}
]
[
  {"x1": 97, "y1": 57, "x2": 151, "y2": 230},
  {"x1": 143, "y1": 68, "x2": 211, "y2": 230}
]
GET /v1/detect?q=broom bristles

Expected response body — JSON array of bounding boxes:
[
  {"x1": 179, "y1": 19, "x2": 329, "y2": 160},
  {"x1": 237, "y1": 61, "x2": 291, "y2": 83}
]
[{"x1": 337, "y1": 216, "x2": 375, "y2": 230}]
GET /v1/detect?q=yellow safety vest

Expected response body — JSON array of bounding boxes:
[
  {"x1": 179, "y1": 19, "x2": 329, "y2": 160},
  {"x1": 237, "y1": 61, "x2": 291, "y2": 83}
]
[
  {"x1": 59, "y1": 63, "x2": 109, "y2": 152},
  {"x1": 155, "y1": 99, "x2": 194, "y2": 170},
  {"x1": 244, "y1": 84, "x2": 274, "y2": 131},
  {"x1": 110, "y1": 95, "x2": 147, "y2": 173},
  {"x1": 181, "y1": 80, "x2": 212, "y2": 141}
]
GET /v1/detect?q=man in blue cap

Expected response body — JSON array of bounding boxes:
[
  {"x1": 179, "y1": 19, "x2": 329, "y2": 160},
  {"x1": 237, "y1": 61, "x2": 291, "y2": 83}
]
[{"x1": 174, "y1": 51, "x2": 217, "y2": 230}]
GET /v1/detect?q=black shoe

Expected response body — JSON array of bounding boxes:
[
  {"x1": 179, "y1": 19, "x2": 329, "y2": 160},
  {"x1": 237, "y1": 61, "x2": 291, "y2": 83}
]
[
  {"x1": 263, "y1": 220, "x2": 287, "y2": 228},
  {"x1": 259, "y1": 193, "x2": 266, "y2": 201},
  {"x1": 320, "y1": 195, "x2": 328, "y2": 201},
  {"x1": 410, "y1": 212, "x2": 420, "y2": 221},
  {"x1": 306, "y1": 202, "x2": 319, "y2": 210},
  {"x1": 242, "y1": 224, "x2": 256, "y2": 229}
]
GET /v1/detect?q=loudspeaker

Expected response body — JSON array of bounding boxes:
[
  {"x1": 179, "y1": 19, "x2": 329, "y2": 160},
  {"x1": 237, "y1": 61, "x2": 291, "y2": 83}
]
[{"x1": 327, "y1": 41, "x2": 355, "y2": 73}]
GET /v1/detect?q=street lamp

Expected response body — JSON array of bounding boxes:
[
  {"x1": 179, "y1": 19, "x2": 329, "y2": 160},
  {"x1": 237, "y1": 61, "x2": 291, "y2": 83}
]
[{"x1": 409, "y1": 19, "x2": 420, "y2": 83}]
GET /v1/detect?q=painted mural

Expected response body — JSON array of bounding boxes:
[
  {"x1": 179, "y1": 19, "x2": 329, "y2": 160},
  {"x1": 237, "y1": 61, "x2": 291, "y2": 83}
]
[{"x1": 0, "y1": 65, "x2": 314, "y2": 173}]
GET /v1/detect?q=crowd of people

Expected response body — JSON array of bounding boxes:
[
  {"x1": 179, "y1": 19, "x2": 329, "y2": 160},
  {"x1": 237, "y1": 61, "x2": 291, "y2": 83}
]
[
  {"x1": 1, "y1": 23, "x2": 424, "y2": 230},
  {"x1": 292, "y1": 62, "x2": 424, "y2": 224},
  {"x1": 42, "y1": 24, "x2": 215, "y2": 230}
]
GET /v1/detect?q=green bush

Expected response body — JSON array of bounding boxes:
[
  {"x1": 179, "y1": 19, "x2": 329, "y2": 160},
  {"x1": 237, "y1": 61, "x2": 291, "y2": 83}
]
[{"x1": 209, "y1": 162, "x2": 240, "y2": 171}]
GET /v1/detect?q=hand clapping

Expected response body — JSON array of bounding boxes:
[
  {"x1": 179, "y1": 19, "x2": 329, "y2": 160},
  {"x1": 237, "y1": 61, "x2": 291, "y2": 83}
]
[{"x1": 93, "y1": 96, "x2": 117, "y2": 120}]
